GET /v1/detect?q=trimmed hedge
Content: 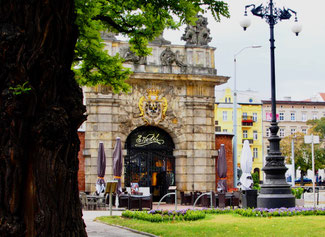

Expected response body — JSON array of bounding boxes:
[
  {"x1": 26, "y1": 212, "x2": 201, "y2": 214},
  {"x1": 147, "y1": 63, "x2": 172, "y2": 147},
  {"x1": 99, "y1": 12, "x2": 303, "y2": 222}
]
[
  {"x1": 121, "y1": 207, "x2": 325, "y2": 222},
  {"x1": 122, "y1": 209, "x2": 206, "y2": 222}
]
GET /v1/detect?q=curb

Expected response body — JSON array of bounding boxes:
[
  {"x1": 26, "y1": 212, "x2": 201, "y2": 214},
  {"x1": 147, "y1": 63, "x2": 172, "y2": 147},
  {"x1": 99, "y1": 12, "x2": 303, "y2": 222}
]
[{"x1": 95, "y1": 219, "x2": 158, "y2": 237}]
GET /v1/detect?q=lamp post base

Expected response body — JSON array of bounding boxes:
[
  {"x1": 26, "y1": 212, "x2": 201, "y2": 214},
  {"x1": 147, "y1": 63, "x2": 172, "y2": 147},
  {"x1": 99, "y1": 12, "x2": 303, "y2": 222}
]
[
  {"x1": 257, "y1": 187, "x2": 295, "y2": 208},
  {"x1": 257, "y1": 166, "x2": 295, "y2": 208}
]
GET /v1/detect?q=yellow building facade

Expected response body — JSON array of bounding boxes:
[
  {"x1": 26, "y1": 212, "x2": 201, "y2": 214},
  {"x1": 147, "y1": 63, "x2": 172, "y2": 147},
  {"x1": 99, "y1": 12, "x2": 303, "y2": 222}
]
[{"x1": 215, "y1": 88, "x2": 263, "y2": 180}]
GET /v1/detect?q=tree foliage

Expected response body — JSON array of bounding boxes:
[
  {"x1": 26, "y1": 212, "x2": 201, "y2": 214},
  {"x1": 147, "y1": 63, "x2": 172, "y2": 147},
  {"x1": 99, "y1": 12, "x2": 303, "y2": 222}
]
[
  {"x1": 307, "y1": 117, "x2": 325, "y2": 139},
  {"x1": 73, "y1": 0, "x2": 229, "y2": 93},
  {"x1": 281, "y1": 133, "x2": 325, "y2": 182}
]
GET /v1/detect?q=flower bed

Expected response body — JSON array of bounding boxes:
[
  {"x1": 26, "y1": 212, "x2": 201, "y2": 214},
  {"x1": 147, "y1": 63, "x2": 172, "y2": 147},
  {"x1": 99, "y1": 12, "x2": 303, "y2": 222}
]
[{"x1": 235, "y1": 207, "x2": 325, "y2": 217}]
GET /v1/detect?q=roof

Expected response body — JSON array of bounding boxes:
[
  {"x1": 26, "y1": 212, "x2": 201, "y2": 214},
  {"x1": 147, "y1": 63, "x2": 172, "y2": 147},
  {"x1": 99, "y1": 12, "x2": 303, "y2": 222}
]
[
  {"x1": 262, "y1": 100, "x2": 325, "y2": 106},
  {"x1": 215, "y1": 88, "x2": 262, "y2": 104}
]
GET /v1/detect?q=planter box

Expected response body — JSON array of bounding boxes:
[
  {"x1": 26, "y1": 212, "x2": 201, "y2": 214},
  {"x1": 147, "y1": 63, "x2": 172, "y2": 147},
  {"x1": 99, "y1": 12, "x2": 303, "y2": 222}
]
[
  {"x1": 242, "y1": 190, "x2": 258, "y2": 208},
  {"x1": 296, "y1": 199, "x2": 304, "y2": 207}
]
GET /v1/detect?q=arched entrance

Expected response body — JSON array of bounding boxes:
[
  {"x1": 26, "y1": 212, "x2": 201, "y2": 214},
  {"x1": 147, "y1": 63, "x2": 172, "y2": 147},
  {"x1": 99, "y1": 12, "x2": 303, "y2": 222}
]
[{"x1": 125, "y1": 126, "x2": 175, "y2": 201}]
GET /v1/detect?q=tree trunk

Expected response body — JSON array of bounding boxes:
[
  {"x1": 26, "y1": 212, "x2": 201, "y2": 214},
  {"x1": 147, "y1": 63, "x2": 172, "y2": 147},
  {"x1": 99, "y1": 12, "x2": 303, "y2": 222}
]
[{"x1": 0, "y1": 1, "x2": 87, "y2": 236}]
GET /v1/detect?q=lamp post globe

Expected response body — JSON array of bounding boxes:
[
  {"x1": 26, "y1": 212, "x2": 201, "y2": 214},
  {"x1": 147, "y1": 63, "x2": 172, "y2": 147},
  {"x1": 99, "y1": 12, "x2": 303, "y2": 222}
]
[
  {"x1": 241, "y1": 0, "x2": 301, "y2": 208},
  {"x1": 240, "y1": 17, "x2": 251, "y2": 31}
]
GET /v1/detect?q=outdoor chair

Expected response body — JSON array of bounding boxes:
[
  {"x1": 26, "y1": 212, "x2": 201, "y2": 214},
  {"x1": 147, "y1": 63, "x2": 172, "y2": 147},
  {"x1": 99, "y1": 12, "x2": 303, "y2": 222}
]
[
  {"x1": 232, "y1": 191, "x2": 240, "y2": 207},
  {"x1": 79, "y1": 192, "x2": 96, "y2": 210},
  {"x1": 118, "y1": 194, "x2": 129, "y2": 209},
  {"x1": 180, "y1": 191, "x2": 193, "y2": 205},
  {"x1": 96, "y1": 193, "x2": 107, "y2": 209},
  {"x1": 217, "y1": 192, "x2": 226, "y2": 208},
  {"x1": 140, "y1": 195, "x2": 153, "y2": 210}
]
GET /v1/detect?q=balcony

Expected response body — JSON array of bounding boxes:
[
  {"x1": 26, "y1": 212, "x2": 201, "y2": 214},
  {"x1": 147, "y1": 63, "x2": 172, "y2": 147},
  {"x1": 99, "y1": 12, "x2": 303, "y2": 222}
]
[
  {"x1": 242, "y1": 139, "x2": 253, "y2": 144},
  {"x1": 242, "y1": 115, "x2": 254, "y2": 127}
]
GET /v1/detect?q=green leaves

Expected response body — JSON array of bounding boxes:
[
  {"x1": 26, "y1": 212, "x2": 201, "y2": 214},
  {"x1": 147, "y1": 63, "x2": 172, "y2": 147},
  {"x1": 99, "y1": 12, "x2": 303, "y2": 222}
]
[
  {"x1": 73, "y1": 0, "x2": 229, "y2": 93},
  {"x1": 9, "y1": 82, "x2": 32, "y2": 95}
]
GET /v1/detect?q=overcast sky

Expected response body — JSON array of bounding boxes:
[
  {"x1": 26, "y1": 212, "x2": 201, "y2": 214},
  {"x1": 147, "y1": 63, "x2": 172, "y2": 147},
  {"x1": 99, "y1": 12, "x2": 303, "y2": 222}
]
[{"x1": 164, "y1": 0, "x2": 325, "y2": 101}]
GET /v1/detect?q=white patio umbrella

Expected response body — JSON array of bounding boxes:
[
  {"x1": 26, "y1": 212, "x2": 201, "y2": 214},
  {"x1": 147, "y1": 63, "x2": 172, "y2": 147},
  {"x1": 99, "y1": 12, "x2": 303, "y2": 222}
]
[{"x1": 239, "y1": 140, "x2": 253, "y2": 190}]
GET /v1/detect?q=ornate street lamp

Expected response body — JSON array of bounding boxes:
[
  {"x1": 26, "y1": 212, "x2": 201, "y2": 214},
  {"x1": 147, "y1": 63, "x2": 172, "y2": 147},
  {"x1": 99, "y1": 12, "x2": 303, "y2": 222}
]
[{"x1": 240, "y1": 0, "x2": 302, "y2": 208}]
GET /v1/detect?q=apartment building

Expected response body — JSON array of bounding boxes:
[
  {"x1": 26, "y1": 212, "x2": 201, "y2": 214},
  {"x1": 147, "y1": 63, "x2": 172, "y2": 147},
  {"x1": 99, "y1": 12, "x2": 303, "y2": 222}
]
[
  {"x1": 262, "y1": 98, "x2": 325, "y2": 159},
  {"x1": 215, "y1": 88, "x2": 263, "y2": 179}
]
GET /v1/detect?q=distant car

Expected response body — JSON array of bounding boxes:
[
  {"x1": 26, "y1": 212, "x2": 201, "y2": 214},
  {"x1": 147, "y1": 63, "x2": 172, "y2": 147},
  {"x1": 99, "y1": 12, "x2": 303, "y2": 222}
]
[{"x1": 295, "y1": 177, "x2": 312, "y2": 183}]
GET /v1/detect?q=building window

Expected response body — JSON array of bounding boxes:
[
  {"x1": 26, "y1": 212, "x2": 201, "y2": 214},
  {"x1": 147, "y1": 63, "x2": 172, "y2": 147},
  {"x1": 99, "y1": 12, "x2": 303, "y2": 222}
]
[
  {"x1": 313, "y1": 113, "x2": 318, "y2": 120},
  {"x1": 222, "y1": 111, "x2": 227, "y2": 121},
  {"x1": 267, "y1": 146, "x2": 270, "y2": 154},
  {"x1": 266, "y1": 128, "x2": 270, "y2": 137},
  {"x1": 253, "y1": 113, "x2": 257, "y2": 122},
  {"x1": 253, "y1": 131, "x2": 258, "y2": 140},
  {"x1": 291, "y1": 128, "x2": 296, "y2": 135},
  {"x1": 290, "y1": 113, "x2": 296, "y2": 121},
  {"x1": 223, "y1": 129, "x2": 228, "y2": 132},
  {"x1": 280, "y1": 128, "x2": 285, "y2": 137},
  {"x1": 229, "y1": 97, "x2": 231, "y2": 103},
  {"x1": 253, "y1": 148, "x2": 258, "y2": 159},
  {"x1": 302, "y1": 113, "x2": 307, "y2": 122},
  {"x1": 225, "y1": 98, "x2": 227, "y2": 103},
  {"x1": 302, "y1": 128, "x2": 307, "y2": 134},
  {"x1": 243, "y1": 112, "x2": 247, "y2": 120},
  {"x1": 243, "y1": 130, "x2": 248, "y2": 139},
  {"x1": 279, "y1": 112, "x2": 284, "y2": 121}
]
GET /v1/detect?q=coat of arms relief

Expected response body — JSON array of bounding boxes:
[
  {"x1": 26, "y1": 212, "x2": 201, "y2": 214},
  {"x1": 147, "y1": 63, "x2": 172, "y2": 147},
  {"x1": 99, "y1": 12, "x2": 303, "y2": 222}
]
[{"x1": 138, "y1": 88, "x2": 168, "y2": 125}]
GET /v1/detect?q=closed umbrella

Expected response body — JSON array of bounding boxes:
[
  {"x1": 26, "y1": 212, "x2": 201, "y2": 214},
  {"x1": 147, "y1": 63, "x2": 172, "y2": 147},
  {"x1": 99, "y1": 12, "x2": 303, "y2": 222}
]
[
  {"x1": 239, "y1": 140, "x2": 253, "y2": 190},
  {"x1": 96, "y1": 142, "x2": 106, "y2": 194},
  {"x1": 217, "y1": 144, "x2": 227, "y2": 193},
  {"x1": 113, "y1": 137, "x2": 123, "y2": 207}
]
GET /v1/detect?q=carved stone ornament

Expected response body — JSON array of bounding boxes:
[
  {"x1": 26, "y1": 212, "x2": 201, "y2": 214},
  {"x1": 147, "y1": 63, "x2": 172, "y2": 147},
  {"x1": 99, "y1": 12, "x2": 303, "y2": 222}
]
[
  {"x1": 160, "y1": 47, "x2": 187, "y2": 73},
  {"x1": 120, "y1": 47, "x2": 147, "y2": 64},
  {"x1": 100, "y1": 31, "x2": 117, "y2": 40},
  {"x1": 181, "y1": 15, "x2": 212, "y2": 46},
  {"x1": 138, "y1": 88, "x2": 168, "y2": 125},
  {"x1": 150, "y1": 33, "x2": 171, "y2": 45}
]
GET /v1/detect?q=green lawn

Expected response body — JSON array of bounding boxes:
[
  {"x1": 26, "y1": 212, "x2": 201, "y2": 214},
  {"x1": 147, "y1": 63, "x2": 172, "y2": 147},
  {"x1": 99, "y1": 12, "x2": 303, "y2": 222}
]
[{"x1": 98, "y1": 214, "x2": 325, "y2": 237}]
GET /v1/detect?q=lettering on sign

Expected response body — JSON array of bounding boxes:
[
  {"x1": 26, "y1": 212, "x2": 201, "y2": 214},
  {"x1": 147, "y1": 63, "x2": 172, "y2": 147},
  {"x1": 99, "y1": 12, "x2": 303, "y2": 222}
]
[{"x1": 135, "y1": 134, "x2": 165, "y2": 147}]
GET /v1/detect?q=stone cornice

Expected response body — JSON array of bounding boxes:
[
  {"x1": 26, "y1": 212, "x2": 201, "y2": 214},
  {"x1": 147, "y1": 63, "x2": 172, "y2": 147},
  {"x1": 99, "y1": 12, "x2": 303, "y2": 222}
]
[{"x1": 129, "y1": 72, "x2": 229, "y2": 86}]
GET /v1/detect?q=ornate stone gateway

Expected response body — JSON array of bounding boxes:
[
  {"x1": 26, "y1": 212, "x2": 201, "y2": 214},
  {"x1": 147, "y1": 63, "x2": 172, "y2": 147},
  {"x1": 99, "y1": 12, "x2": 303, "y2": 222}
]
[
  {"x1": 125, "y1": 126, "x2": 175, "y2": 201},
  {"x1": 82, "y1": 15, "x2": 229, "y2": 194}
]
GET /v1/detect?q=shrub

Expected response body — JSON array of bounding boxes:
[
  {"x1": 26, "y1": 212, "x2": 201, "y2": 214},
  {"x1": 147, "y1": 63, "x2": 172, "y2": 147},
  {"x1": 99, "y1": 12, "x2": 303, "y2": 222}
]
[
  {"x1": 291, "y1": 187, "x2": 304, "y2": 199},
  {"x1": 252, "y1": 172, "x2": 261, "y2": 191}
]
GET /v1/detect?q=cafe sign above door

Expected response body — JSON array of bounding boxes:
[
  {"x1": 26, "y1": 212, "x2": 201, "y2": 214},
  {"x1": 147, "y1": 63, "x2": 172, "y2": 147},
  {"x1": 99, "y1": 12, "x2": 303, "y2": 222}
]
[{"x1": 135, "y1": 133, "x2": 165, "y2": 147}]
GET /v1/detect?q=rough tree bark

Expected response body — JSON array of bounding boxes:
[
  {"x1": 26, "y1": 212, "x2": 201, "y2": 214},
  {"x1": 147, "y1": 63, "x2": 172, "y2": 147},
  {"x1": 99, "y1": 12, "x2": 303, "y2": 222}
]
[{"x1": 0, "y1": 1, "x2": 87, "y2": 236}]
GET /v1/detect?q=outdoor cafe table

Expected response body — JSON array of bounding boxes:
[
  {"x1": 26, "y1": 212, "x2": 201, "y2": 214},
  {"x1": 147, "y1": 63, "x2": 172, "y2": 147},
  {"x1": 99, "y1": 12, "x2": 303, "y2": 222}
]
[{"x1": 128, "y1": 194, "x2": 152, "y2": 211}]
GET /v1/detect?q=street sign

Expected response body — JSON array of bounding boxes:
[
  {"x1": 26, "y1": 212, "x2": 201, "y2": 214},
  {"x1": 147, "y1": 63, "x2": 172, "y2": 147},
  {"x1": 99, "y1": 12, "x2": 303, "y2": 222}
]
[{"x1": 304, "y1": 135, "x2": 320, "y2": 144}]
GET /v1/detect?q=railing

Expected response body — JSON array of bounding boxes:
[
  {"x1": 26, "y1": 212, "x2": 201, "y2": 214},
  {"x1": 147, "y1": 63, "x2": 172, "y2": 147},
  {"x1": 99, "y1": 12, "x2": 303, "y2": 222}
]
[
  {"x1": 242, "y1": 115, "x2": 254, "y2": 121},
  {"x1": 157, "y1": 189, "x2": 177, "y2": 210},
  {"x1": 242, "y1": 139, "x2": 254, "y2": 144},
  {"x1": 193, "y1": 191, "x2": 214, "y2": 209}
]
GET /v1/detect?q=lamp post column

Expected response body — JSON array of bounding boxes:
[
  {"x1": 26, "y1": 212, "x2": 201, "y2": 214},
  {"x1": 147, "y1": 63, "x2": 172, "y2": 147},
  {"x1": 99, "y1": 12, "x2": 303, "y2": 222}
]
[
  {"x1": 240, "y1": 0, "x2": 302, "y2": 208},
  {"x1": 257, "y1": 0, "x2": 295, "y2": 208},
  {"x1": 233, "y1": 57, "x2": 238, "y2": 187}
]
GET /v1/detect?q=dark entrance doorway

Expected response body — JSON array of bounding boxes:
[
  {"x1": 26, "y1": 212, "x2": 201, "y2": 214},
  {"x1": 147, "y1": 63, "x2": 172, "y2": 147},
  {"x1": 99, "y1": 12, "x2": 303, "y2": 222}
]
[{"x1": 125, "y1": 126, "x2": 175, "y2": 201}]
